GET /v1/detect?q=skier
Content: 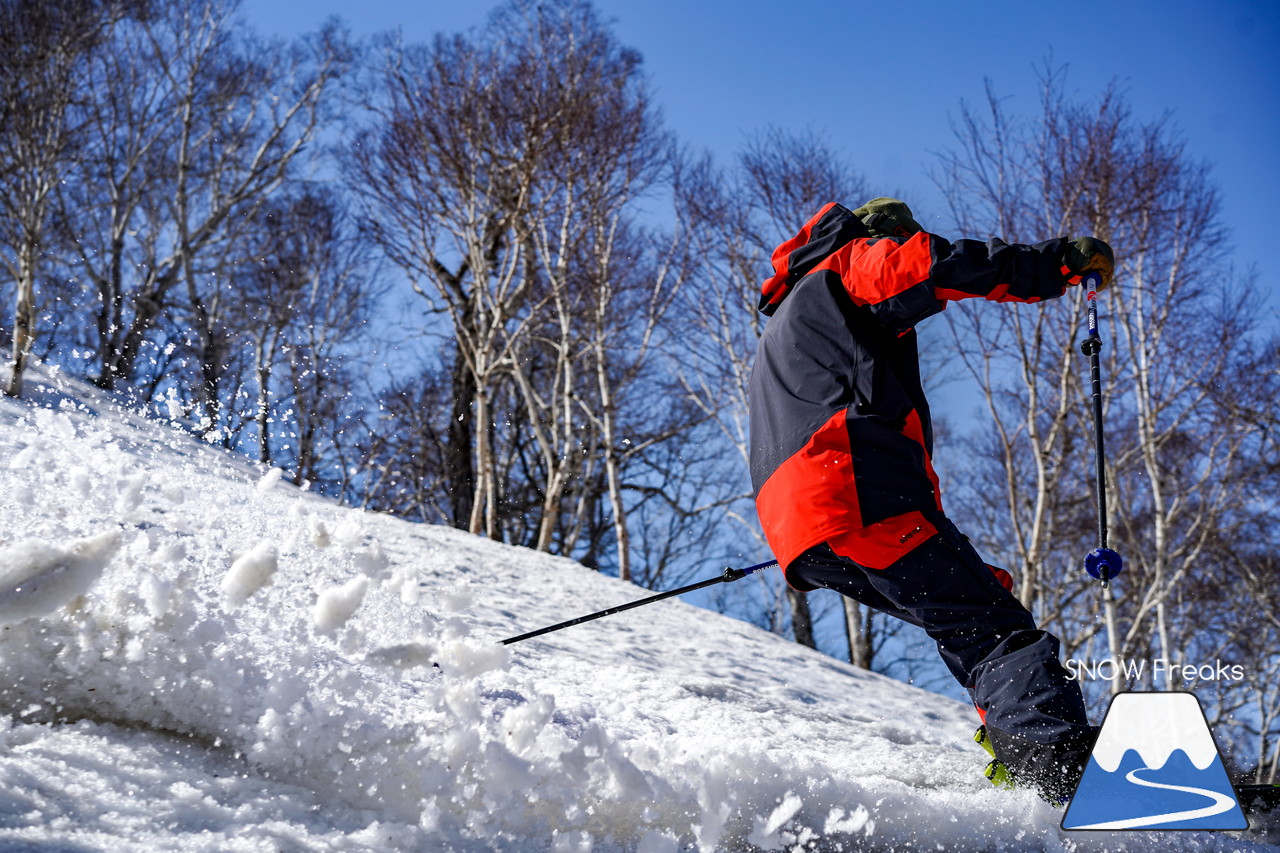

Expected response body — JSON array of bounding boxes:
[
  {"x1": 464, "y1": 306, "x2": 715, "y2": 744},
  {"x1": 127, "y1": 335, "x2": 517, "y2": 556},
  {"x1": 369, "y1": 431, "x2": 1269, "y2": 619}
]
[{"x1": 749, "y1": 198, "x2": 1112, "y2": 803}]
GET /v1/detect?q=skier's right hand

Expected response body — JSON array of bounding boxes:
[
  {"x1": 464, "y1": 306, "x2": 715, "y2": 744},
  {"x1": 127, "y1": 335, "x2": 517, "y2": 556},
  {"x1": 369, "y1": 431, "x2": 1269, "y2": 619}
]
[{"x1": 1063, "y1": 237, "x2": 1115, "y2": 291}]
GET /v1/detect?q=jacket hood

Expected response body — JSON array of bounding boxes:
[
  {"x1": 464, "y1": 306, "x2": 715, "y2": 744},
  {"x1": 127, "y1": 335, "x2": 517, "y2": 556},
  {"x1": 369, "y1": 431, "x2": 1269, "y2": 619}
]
[{"x1": 758, "y1": 202, "x2": 870, "y2": 315}]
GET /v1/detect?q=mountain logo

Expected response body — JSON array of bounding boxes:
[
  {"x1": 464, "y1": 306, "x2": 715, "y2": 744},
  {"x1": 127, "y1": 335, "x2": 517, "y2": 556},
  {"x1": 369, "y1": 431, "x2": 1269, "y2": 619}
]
[{"x1": 1062, "y1": 691, "x2": 1248, "y2": 831}]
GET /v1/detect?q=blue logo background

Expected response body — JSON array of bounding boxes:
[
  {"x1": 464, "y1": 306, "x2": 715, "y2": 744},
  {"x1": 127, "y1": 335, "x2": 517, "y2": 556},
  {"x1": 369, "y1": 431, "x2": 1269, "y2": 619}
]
[{"x1": 1061, "y1": 692, "x2": 1248, "y2": 831}]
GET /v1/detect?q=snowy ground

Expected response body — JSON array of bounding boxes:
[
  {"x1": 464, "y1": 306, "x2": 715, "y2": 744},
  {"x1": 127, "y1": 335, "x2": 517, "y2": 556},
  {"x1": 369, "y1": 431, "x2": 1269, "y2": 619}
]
[{"x1": 1, "y1": 366, "x2": 1275, "y2": 852}]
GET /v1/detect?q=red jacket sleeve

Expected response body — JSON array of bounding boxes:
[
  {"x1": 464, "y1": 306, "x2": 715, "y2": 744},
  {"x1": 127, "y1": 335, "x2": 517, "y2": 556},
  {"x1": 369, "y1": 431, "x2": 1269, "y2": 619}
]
[
  {"x1": 930, "y1": 236, "x2": 1070, "y2": 304},
  {"x1": 818, "y1": 232, "x2": 1071, "y2": 334}
]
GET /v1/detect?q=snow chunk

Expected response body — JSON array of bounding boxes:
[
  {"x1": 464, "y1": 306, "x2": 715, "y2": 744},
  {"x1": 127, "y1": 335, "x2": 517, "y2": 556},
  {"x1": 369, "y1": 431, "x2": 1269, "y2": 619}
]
[
  {"x1": 152, "y1": 540, "x2": 186, "y2": 566},
  {"x1": 159, "y1": 480, "x2": 185, "y2": 505},
  {"x1": 69, "y1": 467, "x2": 91, "y2": 499},
  {"x1": 387, "y1": 568, "x2": 420, "y2": 605},
  {"x1": 314, "y1": 576, "x2": 369, "y2": 633},
  {"x1": 115, "y1": 472, "x2": 148, "y2": 514},
  {"x1": 765, "y1": 792, "x2": 803, "y2": 835},
  {"x1": 436, "y1": 639, "x2": 510, "y2": 679},
  {"x1": 354, "y1": 543, "x2": 390, "y2": 580},
  {"x1": 308, "y1": 517, "x2": 331, "y2": 548},
  {"x1": 256, "y1": 467, "x2": 284, "y2": 494},
  {"x1": 439, "y1": 578, "x2": 474, "y2": 612},
  {"x1": 824, "y1": 805, "x2": 873, "y2": 836},
  {"x1": 139, "y1": 571, "x2": 174, "y2": 619},
  {"x1": 365, "y1": 640, "x2": 437, "y2": 670},
  {"x1": 160, "y1": 388, "x2": 185, "y2": 422},
  {"x1": 0, "y1": 531, "x2": 121, "y2": 626},
  {"x1": 222, "y1": 541, "x2": 278, "y2": 610},
  {"x1": 749, "y1": 792, "x2": 803, "y2": 849},
  {"x1": 502, "y1": 695, "x2": 554, "y2": 753},
  {"x1": 333, "y1": 517, "x2": 365, "y2": 548}
]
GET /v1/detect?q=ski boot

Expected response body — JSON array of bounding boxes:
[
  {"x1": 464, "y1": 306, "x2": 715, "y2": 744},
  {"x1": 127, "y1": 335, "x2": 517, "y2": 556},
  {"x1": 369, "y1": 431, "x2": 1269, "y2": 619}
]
[
  {"x1": 973, "y1": 725, "x2": 1075, "y2": 806},
  {"x1": 974, "y1": 725, "x2": 1015, "y2": 790}
]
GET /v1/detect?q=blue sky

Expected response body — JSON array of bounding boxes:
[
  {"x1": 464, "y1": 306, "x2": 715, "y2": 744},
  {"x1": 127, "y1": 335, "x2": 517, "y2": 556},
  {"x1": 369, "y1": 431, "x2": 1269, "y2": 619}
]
[{"x1": 244, "y1": 0, "x2": 1280, "y2": 316}]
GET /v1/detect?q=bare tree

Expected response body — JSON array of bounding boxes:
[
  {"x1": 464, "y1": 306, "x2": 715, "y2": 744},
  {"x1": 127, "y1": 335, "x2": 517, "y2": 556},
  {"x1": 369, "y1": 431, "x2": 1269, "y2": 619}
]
[
  {"x1": 932, "y1": 76, "x2": 1097, "y2": 636},
  {"x1": 53, "y1": 0, "x2": 349, "y2": 403},
  {"x1": 359, "y1": 370, "x2": 458, "y2": 524},
  {"x1": 934, "y1": 67, "x2": 1276, "y2": 773},
  {"x1": 497, "y1": 18, "x2": 680, "y2": 573},
  {"x1": 234, "y1": 189, "x2": 377, "y2": 485},
  {"x1": 0, "y1": 0, "x2": 121, "y2": 396},
  {"x1": 1183, "y1": 327, "x2": 1280, "y2": 779},
  {"x1": 50, "y1": 0, "x2": 176, "y2": 389},
  {"x1": 349, "y1": 17, "x2": 533, "y2": 535},
  {"x1": 500, "y1": 6, "x2": 670, "y2": 557},
  {"x1": 351, "y1": 0, "x2": 695, "y2": 577}
]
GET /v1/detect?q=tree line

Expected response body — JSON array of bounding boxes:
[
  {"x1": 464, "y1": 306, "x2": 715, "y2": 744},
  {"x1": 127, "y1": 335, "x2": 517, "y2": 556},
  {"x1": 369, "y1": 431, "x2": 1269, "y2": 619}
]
[
  {"x1": 2, "y1": 0, "x2": 1276, "y2": 781},
  {"x1": 934, "y1": 70, "x2": 1280, "y2": 782}
]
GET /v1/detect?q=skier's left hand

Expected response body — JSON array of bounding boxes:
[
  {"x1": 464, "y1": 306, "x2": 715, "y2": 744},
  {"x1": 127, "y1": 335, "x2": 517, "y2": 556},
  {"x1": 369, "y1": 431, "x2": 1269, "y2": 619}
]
[
  {"x1": 1063, "y1": 237, "x2": 1115, "y2": 291},
  {"x1": 853, "y1": 197, "x2": 924, "y2": 240}
]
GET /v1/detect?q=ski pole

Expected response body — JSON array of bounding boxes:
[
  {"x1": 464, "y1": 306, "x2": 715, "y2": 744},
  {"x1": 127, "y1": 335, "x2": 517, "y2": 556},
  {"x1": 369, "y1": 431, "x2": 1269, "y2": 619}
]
[
  {"x1": 501, "y1": 559, "x2": 777, "y2": 645},
  {"x1": 1078, "y1": 272, "x2": 1123, "y2": 588}
]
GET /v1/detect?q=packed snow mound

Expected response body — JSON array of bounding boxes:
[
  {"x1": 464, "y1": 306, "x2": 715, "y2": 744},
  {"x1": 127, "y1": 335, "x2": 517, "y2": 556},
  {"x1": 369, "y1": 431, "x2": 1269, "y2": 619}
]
[{"x1": 0, "y1": 366, "x2": 1272, "y2": 852}]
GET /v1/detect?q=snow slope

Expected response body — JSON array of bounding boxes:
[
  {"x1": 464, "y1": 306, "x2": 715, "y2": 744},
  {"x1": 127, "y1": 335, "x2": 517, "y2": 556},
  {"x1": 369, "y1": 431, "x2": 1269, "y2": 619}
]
[{"x1": 0, "y1": 366, "x2": 1274, "y2": 852}]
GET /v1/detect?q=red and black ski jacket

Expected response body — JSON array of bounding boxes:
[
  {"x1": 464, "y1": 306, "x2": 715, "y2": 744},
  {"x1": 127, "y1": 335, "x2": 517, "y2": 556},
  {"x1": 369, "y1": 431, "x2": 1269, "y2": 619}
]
[{"x1": 749, "y1": 202, "x2": 1071, "y2": 573}]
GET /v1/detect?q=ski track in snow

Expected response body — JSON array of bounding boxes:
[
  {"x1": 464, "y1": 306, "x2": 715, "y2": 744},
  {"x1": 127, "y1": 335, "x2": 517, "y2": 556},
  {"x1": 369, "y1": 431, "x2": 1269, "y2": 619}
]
[{"x1": 0, "y1": 366, "x2": 1275, "y2": 852}]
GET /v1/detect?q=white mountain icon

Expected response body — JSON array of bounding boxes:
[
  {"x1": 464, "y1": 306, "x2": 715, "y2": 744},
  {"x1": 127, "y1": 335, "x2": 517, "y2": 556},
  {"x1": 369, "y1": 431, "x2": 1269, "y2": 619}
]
[{"x1": 1090, "y1": 692, "x2": 1220, "y2": 772}]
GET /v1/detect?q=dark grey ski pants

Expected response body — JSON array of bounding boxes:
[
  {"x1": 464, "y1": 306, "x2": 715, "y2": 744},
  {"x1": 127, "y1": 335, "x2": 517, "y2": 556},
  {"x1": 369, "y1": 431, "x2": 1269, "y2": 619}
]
[{"x1": 787, "y1": 511, "x2": 1098, "y2": 800}]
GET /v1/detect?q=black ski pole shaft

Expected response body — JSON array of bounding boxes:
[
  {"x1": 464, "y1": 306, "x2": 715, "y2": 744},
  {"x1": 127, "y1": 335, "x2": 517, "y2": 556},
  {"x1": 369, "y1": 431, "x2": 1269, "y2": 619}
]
[
  {"x1": 501, "y1": 559, "x2": 778, "y2": 646},
  {"x1": 1078, "y1": 272, "x2": 1123, "y2": 588},
  {"x1": 1083, "y1": 288, "x2": 1109, "y2": 551}
]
